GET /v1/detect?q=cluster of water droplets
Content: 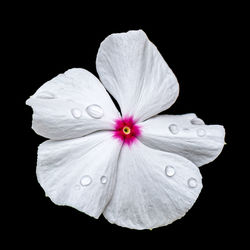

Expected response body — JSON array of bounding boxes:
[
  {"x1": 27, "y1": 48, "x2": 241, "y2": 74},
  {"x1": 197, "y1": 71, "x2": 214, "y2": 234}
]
[
  {"x1": 166, "y1": 117, "x2": 206, "y2": 188},
  {"x1": 36, "y1": 91, "x2": 104, "y2": 119},
  {"x1": 165, "y1": 165, "x2": 198, "y2": 188},
  {"x1": 168, "y1": 117, "x2": 206, "y2": 137},
  {"x1": 71, "y1": 104, "x2": 104, "y2": 119},
  {"x1": 72, "y1": 175, "x2": 108, "y2": 190}
]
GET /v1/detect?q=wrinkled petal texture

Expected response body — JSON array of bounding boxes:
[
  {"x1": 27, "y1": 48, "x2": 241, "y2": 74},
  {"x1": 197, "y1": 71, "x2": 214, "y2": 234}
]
[
  {"x1": 37, "y1": 131, "x2": 122, "y2": 218},
  {"x1": 104, "y1": 140, "x2": 202, "y2": 230},
  {"x1": 26, "y1": 68, "x2": 120, "y2": 140},
  {"x1": 138, "y1": 114, "x2": 225, "y2": 167},
  {"x1": 96, "y1": 30, "x2": 179, "y2": 122}
]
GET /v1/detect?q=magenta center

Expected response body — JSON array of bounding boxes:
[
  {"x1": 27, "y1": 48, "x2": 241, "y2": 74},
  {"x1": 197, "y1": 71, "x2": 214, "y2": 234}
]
[{"x1": 113, "y1": 116, "x2": 141, "y2": 146}]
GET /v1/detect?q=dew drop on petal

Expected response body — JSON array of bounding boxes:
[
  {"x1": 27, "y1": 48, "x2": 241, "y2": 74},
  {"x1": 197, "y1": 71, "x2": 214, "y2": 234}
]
[
  {"x1": 169, "y1": 124, "x2": 179, "y2": 134},
  {"x1": 191, "y1": 118, "x2": 205, "y2": 125},
  {"x1": 188, "y1": 178, "x2": 197, "y2": 188},
  {"x1": 197, "y1": 128, "x2": 206, "y2": 137},
  {"x1": 36, "y1": 91, "x2": 55, "y2": 99},
  {"x1": 165, "y1": 166, "x2": 175, "y2": 177},
  {"x1": 80, "y1": 175, "x2": 92, "y2": 186},
  {"x1": 148, "y1": 204, "x2": 153, "y2": 209},
  {"x1": 86, "y1": 104, "x2": 104, "y2": 119},
  {"x1": 71, "y1": 108, "x2": 82, "y2": 119},
  {"x1": 100, "y1": 176, "x2": 107, "y2": 184}
]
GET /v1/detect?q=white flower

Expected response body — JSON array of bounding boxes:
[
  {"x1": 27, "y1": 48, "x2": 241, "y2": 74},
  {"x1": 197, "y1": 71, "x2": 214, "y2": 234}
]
[{"x1": 26, "y1": 30, "x2": 225, "y2": 230}]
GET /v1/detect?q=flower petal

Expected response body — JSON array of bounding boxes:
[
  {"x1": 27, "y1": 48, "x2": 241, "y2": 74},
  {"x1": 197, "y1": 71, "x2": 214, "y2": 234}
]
[
  {"x1": 138, "y1": 114, "x2": 225, "y2": 167},
  {"x1": 37, "y1": 131, "x2": 122, "y2": 218},
  {"x1": 103, "y1": 140, "x2": 202, "y2": 230},
  {"x1": 96, "y1": 30, "x2": 179, "y2": 122},
  {"x1": 26, "y1": 68, "x2": 120, "y2": 140}
]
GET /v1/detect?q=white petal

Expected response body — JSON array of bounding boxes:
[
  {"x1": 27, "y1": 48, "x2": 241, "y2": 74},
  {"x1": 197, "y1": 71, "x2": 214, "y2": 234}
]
[
  {"x1": 26, "y1": 68, "x2": 120, "y2": 140},
  {"x1": 103, "y1": 140, "x2": 202, "y2": 230},
  {"x1": 138, "y1": 114, "x2": 225, "y2": 167},
  {"x1": 37, "y1": 131, "x2": 122, "y2": 218},
  {"x1": 96, "y1": 30, "x2": 179, "y2": 122}
]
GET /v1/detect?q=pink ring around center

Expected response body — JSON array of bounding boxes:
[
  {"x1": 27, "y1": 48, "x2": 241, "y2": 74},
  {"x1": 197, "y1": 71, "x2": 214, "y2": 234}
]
[{"x1": 112, "y1": 116, "x2": 141, "y2": 146}]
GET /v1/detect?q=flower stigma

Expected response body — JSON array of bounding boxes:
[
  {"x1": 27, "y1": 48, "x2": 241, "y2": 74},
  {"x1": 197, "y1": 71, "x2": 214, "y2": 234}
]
[{"x1": 123, "y1": 126, "x2": 131, "y2": 135}]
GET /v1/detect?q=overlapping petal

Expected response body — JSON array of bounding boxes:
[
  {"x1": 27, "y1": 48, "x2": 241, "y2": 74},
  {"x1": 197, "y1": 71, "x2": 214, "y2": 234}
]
[
  {"x1": 26, "y1": 68, "x2": 120, "y2": 140},
  {"x1": 37, "y1": 131, "x2": 122, "y2": 218},
  {"x1": 103, "y1": 140, "x2": 202, "y2": 230},
  {"x1": 138, "y1": 114, "x2": 225, "y2": 167},
  {"x1": 96, "y1": 30, "x2": 179, "y2": 122}
]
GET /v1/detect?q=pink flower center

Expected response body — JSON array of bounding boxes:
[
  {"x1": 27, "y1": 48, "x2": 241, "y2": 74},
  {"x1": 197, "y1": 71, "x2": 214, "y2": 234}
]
[{"x1": 113, "y1": 116, "x2": 141, "y2": 146}]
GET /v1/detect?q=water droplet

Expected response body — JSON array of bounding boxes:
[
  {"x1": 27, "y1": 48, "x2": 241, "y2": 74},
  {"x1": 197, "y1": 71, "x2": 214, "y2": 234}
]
[
  {"x1": 80, "y1": 175, "x2": 92, "y2": 186},
  {"x1": 74, "y1": 184, "x2": 81, "y2": 190},
  {"x1": 71, "y1": 108, "x2": 82, "y2": 119},
  {"x1": 191, "y1": 118, "x2": 205, "y2": 125},
  {"x1": 36, "y1": 91, "x2": 55, "y2": 99},
  {"x1": 86, "y1": 104, "x2": 104, "y2": 119},
  {"x1": 148, "y1": 204, "x2": 153, "y2": 210},
  {"x1": 188, "y1": 178, "x2": 197, "y2": 188},
  {"x1": 169, "y1": 124, "x2": 179, "y2": 134},
  {"x1": 197, "y1": 128, "x2": 206, "y2": 137},
  {"x1": 165, "y1": 166, "x2": 175, "y2": 177},
  {"x1": 100, "y1": 176, "x2": 107, "y2": 184}
]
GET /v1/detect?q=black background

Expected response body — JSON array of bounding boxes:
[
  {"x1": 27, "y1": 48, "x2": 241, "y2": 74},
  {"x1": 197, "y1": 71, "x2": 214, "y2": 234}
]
[{"x1": 6, "y1": 3, "x2": 243, "y2": 248}]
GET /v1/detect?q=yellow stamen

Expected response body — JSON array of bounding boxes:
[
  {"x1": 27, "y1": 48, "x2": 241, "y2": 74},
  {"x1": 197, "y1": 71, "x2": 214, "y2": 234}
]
[{"x1": 123, "y1": 126, "x2": 131, "y2": 135}]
